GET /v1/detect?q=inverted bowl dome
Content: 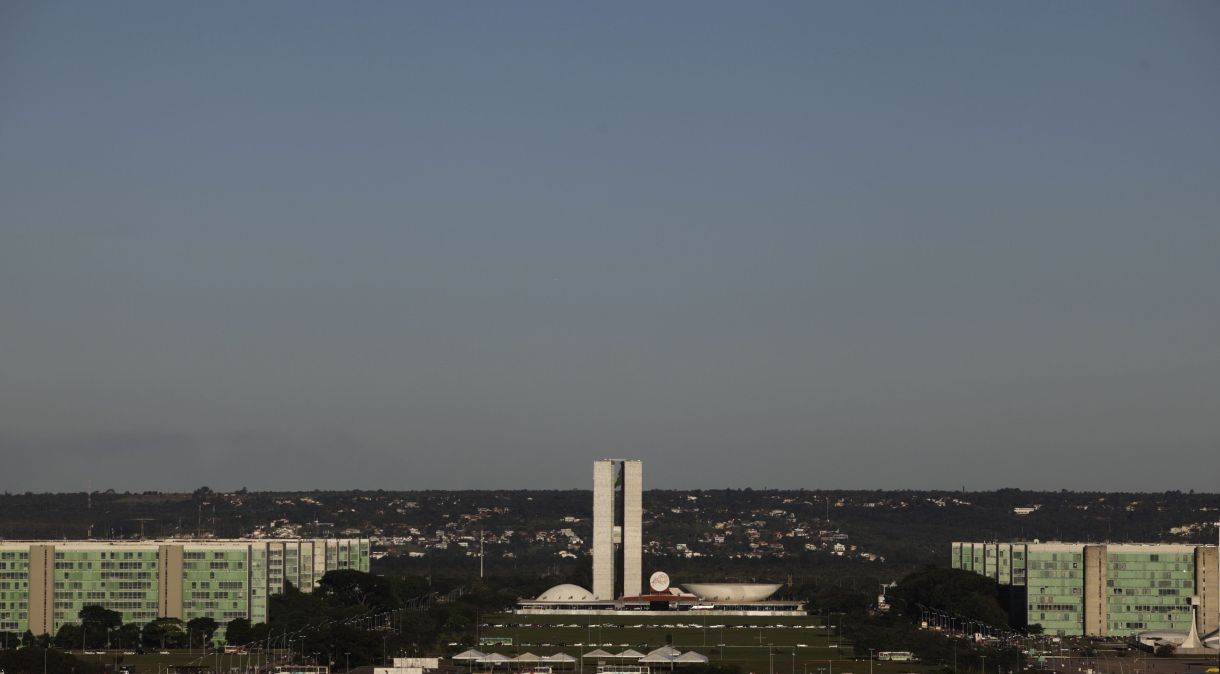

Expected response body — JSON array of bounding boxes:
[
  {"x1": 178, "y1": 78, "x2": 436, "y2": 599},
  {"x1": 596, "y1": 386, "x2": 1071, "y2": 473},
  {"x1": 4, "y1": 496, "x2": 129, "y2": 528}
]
[{"x1": 681, "y1": 583, "x2": 783, "y2": 602}]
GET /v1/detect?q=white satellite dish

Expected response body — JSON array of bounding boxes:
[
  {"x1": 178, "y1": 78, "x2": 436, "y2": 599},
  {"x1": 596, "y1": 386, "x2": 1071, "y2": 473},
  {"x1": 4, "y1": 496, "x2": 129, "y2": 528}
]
[{"x1": 649, "y1": 571, "x2": 670, "y2": 593}]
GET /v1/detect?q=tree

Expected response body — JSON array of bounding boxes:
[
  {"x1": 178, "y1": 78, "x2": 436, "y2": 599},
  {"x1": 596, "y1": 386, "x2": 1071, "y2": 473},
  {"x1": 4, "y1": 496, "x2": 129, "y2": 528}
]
[
  {"x1": 142, "y1": 618, "x2": 187, "y2": 649},
  {"x1": 1026, "y1": 623, "x2": 1044, "y2": 635},
  {"x1": 807, "y1": 586, "x2": 874, "y2": 615},
  {"x1": 79, "y1": 605, "x2": 122, "y2": 630},
  {"x1": 390, "y1": 575, "x2": 433, "y2": 601},
  {"x1": 250, "y1": 622, "x2": 272, "y2": 643},
  {"x1": 54, "y1": 623, "x2": 83, "y2": 649},
  {"x1": 186, "y1": 617, "x2": 219, "y2": 647},
  {"x1": 79, "y1": 605, "x2": 123, "y2": 648},
  {"x1": 225, "y1": 618, "x2": 254, "y2": 646},
  {"x1": 889, "y1": 567, "x2": 1011, "y2": 627},
  {"x1": 116, "y1": 623, "x2": 141, "y2": 649},
  {"x1": 316, "y1": 570, "x2": 396, "y2": 611}
]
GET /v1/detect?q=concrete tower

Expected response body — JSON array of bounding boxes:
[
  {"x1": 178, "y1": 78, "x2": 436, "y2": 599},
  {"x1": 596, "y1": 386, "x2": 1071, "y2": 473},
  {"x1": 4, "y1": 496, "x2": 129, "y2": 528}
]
[
  {"x1": 591, "y1": 459, "x2": 643, "y2": 600},
  {"x1": 591, "y1": 460, "x2": 615, "y2": 599},
  {"x1": 622, "y1": 460, "x2": 643, "y2": 597}
]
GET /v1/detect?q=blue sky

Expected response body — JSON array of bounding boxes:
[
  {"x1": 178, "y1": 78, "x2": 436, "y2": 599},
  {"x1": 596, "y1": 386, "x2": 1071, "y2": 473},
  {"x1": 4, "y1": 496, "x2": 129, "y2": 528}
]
[{"x1": 1, "y1": 1, "x2": 1218, "y2": 491}]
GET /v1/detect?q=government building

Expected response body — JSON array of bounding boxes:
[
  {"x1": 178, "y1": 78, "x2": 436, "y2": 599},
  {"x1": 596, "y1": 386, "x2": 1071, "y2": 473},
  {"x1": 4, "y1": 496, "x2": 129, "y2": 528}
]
[
  {"x1": 0, "y1": 538, "x2": 369, "y2": 636},
  {"x1": 519, "y1": 460, "x2": 805, "y2": 616},
  {"x1": 952, "y1": 541, "x2": 1218, "y2": 639}
]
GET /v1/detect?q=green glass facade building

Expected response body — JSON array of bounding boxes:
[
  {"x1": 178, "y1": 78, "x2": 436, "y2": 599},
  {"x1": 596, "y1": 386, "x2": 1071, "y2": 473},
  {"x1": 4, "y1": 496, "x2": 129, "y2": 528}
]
[
  {"x1": 0, "y1": 538, "x2": 370, "y2": 636},
  {"x1": 952, "y1": 542, "x2": 1218, "y2": 638}
]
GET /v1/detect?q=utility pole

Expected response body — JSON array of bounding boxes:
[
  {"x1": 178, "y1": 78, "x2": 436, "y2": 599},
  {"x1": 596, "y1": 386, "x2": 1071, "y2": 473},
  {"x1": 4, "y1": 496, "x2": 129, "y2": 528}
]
[
  {"x1": 132, "y1": 518, "x2": 154, "y2": 539},
  {"x1": 480, "y1": 527, "x2": 484, "y2": 579}
]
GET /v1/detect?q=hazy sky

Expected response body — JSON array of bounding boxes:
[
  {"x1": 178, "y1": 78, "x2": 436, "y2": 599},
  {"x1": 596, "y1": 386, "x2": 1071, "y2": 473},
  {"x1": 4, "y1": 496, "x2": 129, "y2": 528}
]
[{"x1": 2, "y1": 2, "x2": 1218, "y2": 492}]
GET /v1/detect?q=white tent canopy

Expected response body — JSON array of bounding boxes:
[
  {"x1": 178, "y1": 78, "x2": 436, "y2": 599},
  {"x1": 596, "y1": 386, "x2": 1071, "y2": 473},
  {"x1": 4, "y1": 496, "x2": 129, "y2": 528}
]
[
  {"x1": 640, "y1": 647, "x2": 709, "y2": 665},
  {"x1": 514, "y1": 653, "x2": 541, "y2": 663},
  {"x1": 583, "y1": 649, "x2": 615, "y2": 659},
  {"x1": 543, "y1": 653, "x2": 578, "y2": 663},
  {"x1": 478, "y1": 653, "x2": 513, "y2": 665},
  {"x1": 453, "y1": 650, "x2": 487, "y2": 661},
  {"x1": 616, "y1": 649, "x2": 646, "y2": 659}
]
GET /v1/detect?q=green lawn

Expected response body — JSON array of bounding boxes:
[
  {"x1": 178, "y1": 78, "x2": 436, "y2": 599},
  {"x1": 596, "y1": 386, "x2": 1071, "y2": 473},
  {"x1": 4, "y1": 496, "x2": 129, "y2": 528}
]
[
  {"x1": 65, "y1": 648, "x2": 286, "y2": 672},
  {"x1": 54, "y1": 615, "x2": 942, "y2": 674},
  {"x1": 475, "y1": 614, "x2": 940, "y2": 674}
]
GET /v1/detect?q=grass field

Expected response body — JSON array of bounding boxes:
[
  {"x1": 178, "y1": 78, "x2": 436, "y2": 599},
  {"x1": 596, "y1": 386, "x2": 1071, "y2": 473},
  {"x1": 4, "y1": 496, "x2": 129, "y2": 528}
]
[
  {"x1": 53, "y1": 615, "x2": 942, "y2": 674},
  {"x1": 63, "y1": 648, "x2": 285, "y2": 672},
  {"x1": 477, "y1": 614, "x2": 939, "y2": 674}
]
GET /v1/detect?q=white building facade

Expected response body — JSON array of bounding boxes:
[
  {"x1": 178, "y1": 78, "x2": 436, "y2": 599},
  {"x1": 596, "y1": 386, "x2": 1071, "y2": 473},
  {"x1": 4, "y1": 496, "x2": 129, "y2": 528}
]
[{"x1": 591, "y1": 459, "x2": 643, "y2": 600}]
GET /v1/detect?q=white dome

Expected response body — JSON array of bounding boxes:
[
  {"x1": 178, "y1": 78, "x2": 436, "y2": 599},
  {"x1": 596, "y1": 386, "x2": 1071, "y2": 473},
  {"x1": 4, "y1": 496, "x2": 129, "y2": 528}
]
[
  {"x1": 535, "y1": 584, "x2": 596, "y2": 601},
  {"x1": 681, "y1": 583, "x2": 783, "y2": 602}
]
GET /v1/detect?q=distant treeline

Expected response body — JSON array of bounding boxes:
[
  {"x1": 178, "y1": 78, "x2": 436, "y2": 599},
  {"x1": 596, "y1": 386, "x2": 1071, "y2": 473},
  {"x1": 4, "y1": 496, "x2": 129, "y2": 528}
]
[{"x1": 1, "y1": 488, "x2": 1216, "y2": 589}]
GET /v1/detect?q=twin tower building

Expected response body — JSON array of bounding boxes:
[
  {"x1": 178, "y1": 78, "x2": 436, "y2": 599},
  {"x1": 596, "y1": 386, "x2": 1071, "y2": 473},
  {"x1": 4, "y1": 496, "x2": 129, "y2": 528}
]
[{"x1": 592, "y1": 459, "x2": 644, "y2": 600}]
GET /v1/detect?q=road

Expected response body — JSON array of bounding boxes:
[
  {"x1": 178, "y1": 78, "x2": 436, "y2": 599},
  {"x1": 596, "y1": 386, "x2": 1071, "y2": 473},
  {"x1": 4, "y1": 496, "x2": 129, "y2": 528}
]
[{"x1": 1046, "y1": 654, "x2": 1219, "y2": 674}]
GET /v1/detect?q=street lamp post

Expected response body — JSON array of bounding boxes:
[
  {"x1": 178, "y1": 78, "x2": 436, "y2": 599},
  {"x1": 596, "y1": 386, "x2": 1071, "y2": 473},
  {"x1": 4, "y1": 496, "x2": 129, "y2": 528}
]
[{"x1": 828, "y1": 613, "x2": 845, "y2": 648}]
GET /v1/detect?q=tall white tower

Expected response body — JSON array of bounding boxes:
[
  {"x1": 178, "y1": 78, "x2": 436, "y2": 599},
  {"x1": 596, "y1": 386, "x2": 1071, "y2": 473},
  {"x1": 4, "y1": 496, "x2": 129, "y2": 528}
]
[
  {"x1": 622, "y1": 460, "x2": 643, "y2": 597},
  {"x1": 591, "y1": 459, "x2": 643, "y2": 599},
  {"x1": 591, "y1": 460, "x2": 615, "y2": 600}
]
